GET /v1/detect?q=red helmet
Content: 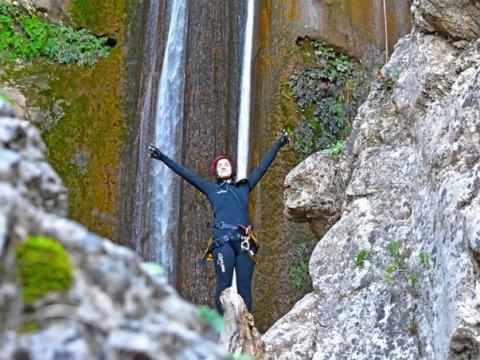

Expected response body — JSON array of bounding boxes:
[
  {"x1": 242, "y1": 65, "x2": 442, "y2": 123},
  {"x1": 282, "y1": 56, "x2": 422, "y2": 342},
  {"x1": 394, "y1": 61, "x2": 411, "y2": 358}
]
[{"x1": 210, "y1": 155, "x2": 236, "y2": 178}]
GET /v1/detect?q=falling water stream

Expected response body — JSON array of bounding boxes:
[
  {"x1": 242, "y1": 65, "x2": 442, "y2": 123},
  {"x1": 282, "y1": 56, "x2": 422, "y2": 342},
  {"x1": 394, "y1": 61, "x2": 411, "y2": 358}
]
[
  {"x1": 236, "y1": 0, "x2": 255, "y2": 179},
  {"x1": 139, "y1": 0, "x2": 252, "y2": 285},
  {"x1": 150, "y1": 0, "x2": 188, "y2": 282}
]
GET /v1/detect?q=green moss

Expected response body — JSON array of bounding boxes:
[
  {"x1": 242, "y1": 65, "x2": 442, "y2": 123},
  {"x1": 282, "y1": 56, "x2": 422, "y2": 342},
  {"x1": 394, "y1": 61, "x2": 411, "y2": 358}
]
[
  {"x1": 70, "y1": 0, "x2": 125, "y2": 38},
  {"x1": 17, "y1": 322, "x2": 39, "y2": 333},
  {"x1": 198, "y1": 305, "x2": 224, "y2": 333},
  {"x1": 295, "y1": 37, "x2": 322, "y2": 66},
  {"x1": 16, "y1": 236, "x2": 73, "y2": 306},
  {"x1": 0, "y1": 0, "x2": 127, "y2": 239},
  {"x1": 0, "y1": 2, "x2": 111, "y2": 66}
]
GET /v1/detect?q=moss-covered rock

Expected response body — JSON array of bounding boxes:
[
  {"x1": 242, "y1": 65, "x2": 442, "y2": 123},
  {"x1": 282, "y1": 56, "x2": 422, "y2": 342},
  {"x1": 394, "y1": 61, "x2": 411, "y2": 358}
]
[
  {"x1": 15, "y1": 235, "x2": 73, "y2": 306},
  {"x1": 0, "y1": 0, "x2": 129, "y2": 239}
]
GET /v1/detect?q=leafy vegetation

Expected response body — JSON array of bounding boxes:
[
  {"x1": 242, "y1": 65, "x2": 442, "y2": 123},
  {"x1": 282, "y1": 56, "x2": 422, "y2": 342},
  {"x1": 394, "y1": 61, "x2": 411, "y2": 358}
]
[
  {"x1": 355, "y1": 249, "x2": 372, "y2": 267},
  {"x1": 198, "y1": 305, "x2": 224, "y2": 333},
  {"x1": 287, "y1": 40, "x2": 366, "y2": 156},
  {"x1": 354, "y1": 242, "x2": 436, "y2": 287},
  {"x1": 288, "y1": 259, "x2": 312, "y2": 295},
  {"x1": 402, "y1": 304, "x2": 419, "y2": 335},
  {"x1": 328, "y1": 140, "x2": 345, "y2": 157},
  {"x1": 353, "y1": 242, "x2": 436, "y2": 336},
  {"x1": 384, "y1": 241, "x2": 418, "y2": 286},
  {"x1": 0, "y1": 2, "x2": 111, "y2": 66},
  {"x1": 376, "y1": 66, "x2": 402, "y2": 100},
  {"x1": 418, "y1": 251, "x2": 436, "y2": 270},
  {"x1": 15, "y1": 235, "x2": 74, "y2": 306}
]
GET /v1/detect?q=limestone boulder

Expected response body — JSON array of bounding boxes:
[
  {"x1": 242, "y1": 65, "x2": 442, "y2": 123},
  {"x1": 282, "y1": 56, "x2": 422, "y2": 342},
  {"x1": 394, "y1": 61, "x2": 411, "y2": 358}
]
[
  {"x1": 0, "y1": 98, "x2": 227, "y2": 359},
  {"x1": 412, "y1": 0, "x2": 480, "y2": 41},
  {"x1": 284, "y1": 151, "x2": 351, "y2": 238}
]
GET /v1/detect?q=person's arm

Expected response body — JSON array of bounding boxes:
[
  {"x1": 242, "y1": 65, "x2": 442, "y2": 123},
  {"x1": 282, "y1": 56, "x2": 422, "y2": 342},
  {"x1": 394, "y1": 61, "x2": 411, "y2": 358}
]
[
  {"x1": 148, "y1": 144, "x2": 210, "y2": 195},
  {"x1": 247, "y1": 131, "x2": 290, "y2": 190}
]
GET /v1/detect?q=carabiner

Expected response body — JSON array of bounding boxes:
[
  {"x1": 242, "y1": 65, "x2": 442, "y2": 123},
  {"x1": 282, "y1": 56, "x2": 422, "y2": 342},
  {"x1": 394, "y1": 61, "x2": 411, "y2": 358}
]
[{"x1": 241, "y1": 237, "x2": 250, "y2": 251}]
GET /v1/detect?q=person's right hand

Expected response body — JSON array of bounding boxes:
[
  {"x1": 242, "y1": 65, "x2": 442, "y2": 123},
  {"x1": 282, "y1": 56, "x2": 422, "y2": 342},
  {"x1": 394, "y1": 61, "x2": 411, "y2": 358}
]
[
  {"x1": 278, "y1": 130, "x2": 291, "y2": 147},
  {"x1": 148, "y1": 143, "x2": 165, "y2": 160}
]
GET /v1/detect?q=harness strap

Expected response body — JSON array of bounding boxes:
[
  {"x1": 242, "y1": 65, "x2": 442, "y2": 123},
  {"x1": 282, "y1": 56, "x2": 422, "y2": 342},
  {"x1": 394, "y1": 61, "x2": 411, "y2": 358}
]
[{"x1": 207, "y1": 221, "x2": 238, "y2": 230}]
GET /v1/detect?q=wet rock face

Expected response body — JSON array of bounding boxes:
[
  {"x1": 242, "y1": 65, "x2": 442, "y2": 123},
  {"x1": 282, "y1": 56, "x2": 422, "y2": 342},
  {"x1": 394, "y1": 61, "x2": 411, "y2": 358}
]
[
  {"x1": 0, "y1": 101, "x2": 227, "y2": 359},
  {"x1": 268, "y1": 2, "x2": 480, "y2": 359},
  {"x1": 176, "y1": 0, "x2": 243, "y2": 311}
]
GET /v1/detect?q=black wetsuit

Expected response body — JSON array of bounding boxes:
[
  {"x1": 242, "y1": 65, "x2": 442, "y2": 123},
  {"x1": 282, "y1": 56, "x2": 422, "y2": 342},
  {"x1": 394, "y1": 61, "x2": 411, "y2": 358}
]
[{"x1": 157, "y1": 140, "x2": 283, "y2": 313}]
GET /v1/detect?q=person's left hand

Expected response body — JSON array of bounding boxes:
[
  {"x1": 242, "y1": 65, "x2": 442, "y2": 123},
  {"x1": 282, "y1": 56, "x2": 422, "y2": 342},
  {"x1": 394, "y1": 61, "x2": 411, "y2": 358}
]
[{"x1": 148, "y1": 143, "x2": 165, "y2": 160}]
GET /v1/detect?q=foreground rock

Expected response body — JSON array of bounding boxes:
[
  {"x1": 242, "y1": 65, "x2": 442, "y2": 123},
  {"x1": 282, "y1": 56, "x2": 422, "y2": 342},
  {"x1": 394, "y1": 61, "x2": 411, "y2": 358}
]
[
  {"x1": 219, "y1": 288, "x2": 265, "y2": 358},
  {"x1": 0, "y1": 101, "x2": 227, "y2": 359},
  {"x1": 268, "y1": 1, "x2": 480, "y2": 359}
]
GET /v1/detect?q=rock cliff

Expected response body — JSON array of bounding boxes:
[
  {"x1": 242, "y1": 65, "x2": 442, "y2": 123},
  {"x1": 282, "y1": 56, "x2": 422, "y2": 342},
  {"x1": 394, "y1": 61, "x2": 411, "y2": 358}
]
[
  {"x1": 265, "y1": 0, "x2": 480, "y2": 359},
  {"x1": 0, "y1": 103, "x2": 226, "y2": 359}
]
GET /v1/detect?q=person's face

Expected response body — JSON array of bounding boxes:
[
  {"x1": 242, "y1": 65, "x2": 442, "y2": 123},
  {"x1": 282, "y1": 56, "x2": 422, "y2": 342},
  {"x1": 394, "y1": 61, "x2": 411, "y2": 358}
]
[{"x1": 216, "y1": 158, "x2": 232, "y2": 179}]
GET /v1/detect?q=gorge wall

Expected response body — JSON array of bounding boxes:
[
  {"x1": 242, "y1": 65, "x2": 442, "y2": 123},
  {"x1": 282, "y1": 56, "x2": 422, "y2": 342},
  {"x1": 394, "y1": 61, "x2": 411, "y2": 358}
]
[
  {"x1": 262, "y1": 0, "x2": 480, "y2": 358},
  {"x1": 0, "y1": 0, "x2": 146, "y2": 241},
  {"x1": 251, "y1": 0, "x2": 412, "y2": 330}
]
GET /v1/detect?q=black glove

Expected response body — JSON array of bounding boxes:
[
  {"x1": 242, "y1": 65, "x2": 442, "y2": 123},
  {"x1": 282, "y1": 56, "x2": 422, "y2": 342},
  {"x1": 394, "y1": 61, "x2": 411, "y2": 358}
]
[
  {"x1": 148, "y1": 143, "x2": 165, "y2": 161},
  {"x1": 278, "y1": 130, "x2": 291, "y2": 147}
]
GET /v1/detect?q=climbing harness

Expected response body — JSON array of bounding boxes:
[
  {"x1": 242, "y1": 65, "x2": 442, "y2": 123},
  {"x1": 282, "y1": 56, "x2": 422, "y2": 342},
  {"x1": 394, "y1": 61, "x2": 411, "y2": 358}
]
[
  {"x1": 203, "y1": 183, "x2": 261, "y2": 264},
  {"x1": 202, "y1": 223, "x2": 260, "y2": 265}
]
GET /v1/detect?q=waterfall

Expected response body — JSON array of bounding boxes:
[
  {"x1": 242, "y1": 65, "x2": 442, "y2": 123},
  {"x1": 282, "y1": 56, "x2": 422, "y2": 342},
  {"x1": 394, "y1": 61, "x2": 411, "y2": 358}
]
[
  {"x1": 150, "y1": 0, "x2": 188, "y2": 282},
  {"x1": 131, "y1": 0, "x2": 160, "y2": 258},
  {"x1": 236, "y1": 0, "x2": 255, "y2": 179}
]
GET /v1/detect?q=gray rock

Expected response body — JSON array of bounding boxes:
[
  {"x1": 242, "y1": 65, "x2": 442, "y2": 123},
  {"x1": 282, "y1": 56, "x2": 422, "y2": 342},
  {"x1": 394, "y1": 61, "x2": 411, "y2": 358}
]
[
  {"x1": 412, "y1": 0, "x2": 480, "y2": 41},
  {"x1": 0, "y1": 113, "x2": 228, "y2": 359},
  {"x1": 273, "y1": 6, "x2": 480, "y2": 360},
  {"x1": 284, "y1": 151, "x2": 351, "y2": 238},
  {"x1": 8, "y1": 0, "x2": 72, "y2": 25}
]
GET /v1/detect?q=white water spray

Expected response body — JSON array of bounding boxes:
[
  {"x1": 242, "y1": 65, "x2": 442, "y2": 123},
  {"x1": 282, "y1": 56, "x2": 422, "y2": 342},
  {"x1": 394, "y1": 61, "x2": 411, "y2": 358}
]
[
  {"x1": 236, "y1": 0, "x2": 255, "y2": 179},
  {"x1": 233, "y1": 0, "x2": 255, "y2": 290},
  {"x1": 150, "y1": 0, "x2": 188, "y2": 282}
]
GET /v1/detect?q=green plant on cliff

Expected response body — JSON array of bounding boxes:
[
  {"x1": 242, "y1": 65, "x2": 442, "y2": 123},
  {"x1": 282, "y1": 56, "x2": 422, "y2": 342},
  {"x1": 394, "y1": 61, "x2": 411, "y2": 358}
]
[
  {"x1": 402, "y1": 304, "x2": 419, "y2": 335},
  {"x1": 384, "y1": 241, "x2": 418, "y2": 286},
  {"x1": 0, "y1": 2, "x2": 110, "y2": 66},
  {"x1": 288, "y1": 259, "x2": 312, "y2": 295},
  {"x1": 328, "y1": 140, "x2": 345, "y2": 156},
  {"x1": 418, "y1": 250, "x2": 436, "y2": 270},
  {"x1": 376, "y1": 66, "x2": 403, "y2": 100},
  {"x1": 198, "y1": 305, "x2": 224, "y2": 333},
  {"x1": 15, "y1": 235, "x2": 74, "y2": 306},
  {"x1": 287, "y1": 40, "x2": 365, "y2": 156},
  {"x1": 355, "y1": 248, "x2": 372, "y2": 267}
]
